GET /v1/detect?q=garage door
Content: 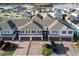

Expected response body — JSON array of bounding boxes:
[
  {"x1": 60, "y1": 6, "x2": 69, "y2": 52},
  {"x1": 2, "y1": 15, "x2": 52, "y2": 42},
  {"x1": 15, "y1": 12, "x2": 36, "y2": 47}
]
[
  {"x1": 61, "y1": 37, "x2": 72, "y2": 41},
  {"x1": 3, "y1": 37, "x2": 12, "y2": 41},
  {"x1": 20, "y1": 37, "x2": 30, "y2": 41},
  {"x1": 32, "y1": 37, "x2": 41, "y2": 41},
  {"x1": 50, "y1": 37, "x2": 60, "y2": 41}
]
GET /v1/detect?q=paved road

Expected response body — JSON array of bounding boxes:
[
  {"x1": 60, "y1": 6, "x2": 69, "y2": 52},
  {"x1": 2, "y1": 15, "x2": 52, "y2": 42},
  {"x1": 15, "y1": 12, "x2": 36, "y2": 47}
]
[
  {"x1": 13, "y1": 41, "x2": 30, "y2": 56},
  {"x1": 28, "y1": 41, "x2": 42, "y2": 56}
]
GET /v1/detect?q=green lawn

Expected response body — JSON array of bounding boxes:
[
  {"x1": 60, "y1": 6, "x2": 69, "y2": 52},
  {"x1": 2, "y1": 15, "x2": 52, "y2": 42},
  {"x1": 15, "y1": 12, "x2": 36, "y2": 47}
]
[{"x1": 42, "y1": 44, "x2": 53, "y2": 56}]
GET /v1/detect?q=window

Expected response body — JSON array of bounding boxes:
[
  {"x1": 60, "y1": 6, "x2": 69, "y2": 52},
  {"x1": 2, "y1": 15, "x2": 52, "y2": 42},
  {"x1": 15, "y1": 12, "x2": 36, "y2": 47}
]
[
  {"x1": 26, "y1": 30, "x2": 30, "y2": 33},
  {"x1": 37, "y1": 30, "x2": 41, "y2": 33},
  {"x1": 68, "y1": 31, "x2": 72, "y2": 34},
  {"x1": 32, "y1": 30, "x2": 36, "y2": 33},
  {"x1": 52, "y1": 31, "x2": 57, "y2": 33},
  {"x1": 4, "y1": 31, "x2": 9, "y2": 33},
  {"x1": 20, "y1": 30, "x2": 24, "y2": 33},
  {"x1": 62, "y1": 31, "x2": 66, "y2": 34}
]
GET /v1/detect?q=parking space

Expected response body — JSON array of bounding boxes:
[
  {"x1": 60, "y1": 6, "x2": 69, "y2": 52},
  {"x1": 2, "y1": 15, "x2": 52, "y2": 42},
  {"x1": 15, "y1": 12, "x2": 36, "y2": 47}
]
[
  {"x1": 0, "y1": 50, "x2": 4, "y2": 56},
  {"x1": 28, "y1": 41, "x2": 42, "y2": 55},
  {"x1": 12, "y1": 40, "x2": 79, "y2": 56},
  {"x1": 13, "y1": 41, "x2": 30, "y2": 56},
  {"x1": 52, "y1": 41, "x2": 79, "y2": 56},
  {"x1": 53, "y1": 42, "x2": 67, "y2": 56},
  {"x1": 62, "y1": 42, "x2": 79, "y2": 56}
]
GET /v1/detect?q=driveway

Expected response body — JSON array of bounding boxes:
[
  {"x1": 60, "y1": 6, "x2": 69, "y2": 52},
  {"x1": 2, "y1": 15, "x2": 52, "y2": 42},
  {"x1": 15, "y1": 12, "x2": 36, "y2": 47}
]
[
  {"x1": 0, "y1": 50, "x2": 4, "y2": 56},
  {"x1": 28, "y1": 41, "x2": 43, "y2": 56},
  {"x1": 53, "y1": 42, "x2": 67, "y2": 56},
  {"x1": 13, "y1": 41, "x2": 30, "y2": 56},
  {"x1": 62, "y1": 41, "x2": 79, "y2": 56},
  {"x1": 52, "y1": 41, "x2": 79, "y2": 56}
]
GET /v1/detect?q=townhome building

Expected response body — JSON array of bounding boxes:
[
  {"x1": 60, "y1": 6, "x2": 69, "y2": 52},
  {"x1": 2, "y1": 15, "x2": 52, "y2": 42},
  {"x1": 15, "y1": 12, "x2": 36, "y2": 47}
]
[{"x1": 0, "y1": 13, "x2": 74, "y2": 42}]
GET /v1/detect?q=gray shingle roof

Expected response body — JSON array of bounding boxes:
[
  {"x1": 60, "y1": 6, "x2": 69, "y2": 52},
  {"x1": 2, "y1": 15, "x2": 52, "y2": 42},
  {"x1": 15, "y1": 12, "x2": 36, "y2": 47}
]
[
  {"x1": 32, "y1": 14, "x2": 55, "y2": 28},
  {"x1": 50, "y1": 21, "x2": 64, "y2": 30},
  {"x1": 11, "y1": 18, "x2": 30, "y2": 27},
  {"x1": 0, "y1": 20, "x2": 12, "y2": 30},
  {"x1": 0, "y1": 13, "x2": 69, "y2": 31},
  {"x1": 21, "y1": 20, "x2": 42, "y2": 30}
]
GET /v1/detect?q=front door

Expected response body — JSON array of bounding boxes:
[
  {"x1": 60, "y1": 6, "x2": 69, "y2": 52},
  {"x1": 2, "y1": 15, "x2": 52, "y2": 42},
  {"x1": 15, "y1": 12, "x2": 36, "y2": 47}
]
[
  {"x1": 14, "y1": 31, "x2": 19, "y2": 41},
  {"x1": 42, "y1": 31, "x2": 49, "y2": 41}
]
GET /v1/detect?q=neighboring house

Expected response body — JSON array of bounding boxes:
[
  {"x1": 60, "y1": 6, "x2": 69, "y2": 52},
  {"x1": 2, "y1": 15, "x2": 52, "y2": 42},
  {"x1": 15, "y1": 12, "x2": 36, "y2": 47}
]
[
  {"x1": 0, "y1": 13, "x2": 74, "y2": 41},
  {"x1": 49, "y1": 9, "x2": 63, "y2": 20},
  {"x1": 22, "y1": 12, "x2": 33, "y2": 19},
  {"x1": 65, "y1": 14, "x2": 76, "y2": 20},
  {"x1": 71, "y1": 12, "x2": 79, "y2": 20},
  {"x1": 65, "y1": 12, "x2": 79, "y2": 21}
]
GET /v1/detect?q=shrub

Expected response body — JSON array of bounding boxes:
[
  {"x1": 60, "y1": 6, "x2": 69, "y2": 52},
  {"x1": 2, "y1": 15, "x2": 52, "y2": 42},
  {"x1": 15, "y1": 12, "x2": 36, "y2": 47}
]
[
  {"x1": 42, "y1": 44, "x2": 53, "y2": 56},
  {"x1": 2, "y1": 43, "x2": 17, "y2": 56},
  {"x1": 3, "y1": 43, "x2": 17, "y2": 51}
]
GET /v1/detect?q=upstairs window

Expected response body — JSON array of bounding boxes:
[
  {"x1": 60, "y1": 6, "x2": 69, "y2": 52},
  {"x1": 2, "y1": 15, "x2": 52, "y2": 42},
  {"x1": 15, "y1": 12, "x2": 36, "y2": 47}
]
[
  {"x1": 52, "y1": 31, "x2": 58, "y2": 33},
  {"x1": 68, "y1": 31, "x2": 72, "y2": 34},
  {"x1": 62, "y1": 31, "x2": 66, "y2": 34},
  {"x1": 20, "y1": 30, "x2": 24, "y2": 33},
  {"x1": 4, "y1": 31, "x2": 9, "y2": 33},
  {"x1": 37, "y1": 30, "x2": 42, "y2": 33},
  {"x1": 26, "y1": 30, "x2": 30, "y2": 33},
  {"x1": 32, "y1": 30, "x2": 36, "y2": 33}
]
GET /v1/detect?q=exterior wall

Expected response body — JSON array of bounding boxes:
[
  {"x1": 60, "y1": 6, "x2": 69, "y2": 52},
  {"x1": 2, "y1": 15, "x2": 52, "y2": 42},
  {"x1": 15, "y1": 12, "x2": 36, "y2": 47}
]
[
  {"x1": 60, "y1": 30, "x2": 74, "y2": 37},
  {"x1": 0, "y1": 28, "x2": 74, "y2": 41},
  {"x1": 19, "y1": 29, "x2": 42, "y2": 35},
  {"x1": 49, "y1": 30, "x2": 74, "y2": 37},
  {"x1": 32, "y1": 37, "x2": 41, "y2": 41},
  {"x1": 49, "y1": 30, "x2": 60, "y2": 35},
  {"x1": 2, "y1": 37, "x2": 12, "y2": 41},
  {"x1": 0, "y1": 37, "x2": 2, "y2": 41},
  {"x1": 61, "y1": 37, "x2": 72, "y2": 41},
  {"x1": 20, "y1": 37, "x2": 30, "y2": 41},
  {"x1": 48, "y1": 29, "x2": 74, "y2": 41},
  {"x1": 0, "y1": 30, "x2": 1, "y2": 36},
  {"x1": 50, "y1": 37, "x2": 60, "y2": 41},
  {"x1": 19, "y1": 34, "x2": 43, "y2": 41},
  {"x1": 1, "y1": 34, "x2": 14, "y2": 41},
  {"x1": 2, "y1": 30, "x2": 13, "y2": 35}
]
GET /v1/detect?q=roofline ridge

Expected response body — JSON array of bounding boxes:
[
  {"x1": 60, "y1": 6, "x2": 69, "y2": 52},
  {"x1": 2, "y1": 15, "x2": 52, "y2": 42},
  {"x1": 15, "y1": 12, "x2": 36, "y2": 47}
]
[
  {"x1": 18, "y1": 20, "x2": 33, "y2": 30},
  {"x1": 48, "y1": 20, "x2": 58, "y2": 29}
]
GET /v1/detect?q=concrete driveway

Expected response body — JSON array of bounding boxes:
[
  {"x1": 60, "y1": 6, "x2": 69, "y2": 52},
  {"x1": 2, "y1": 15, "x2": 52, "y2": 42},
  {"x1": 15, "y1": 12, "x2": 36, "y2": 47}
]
[
  {"x1": 0, "y1": 50, "x2": 4, "y2": 56},
  {"x1": 62, "y1": 41, "x2": 79, "y2": 56},
  {"x1": 28, "y1": 41, "x2": 42, "y2": 56},
  {"x1": 53, "y1": 41, "x2": 79, "y2": 56},
  {"x1": 53, "y1": 42, "x2": 67, "y2": 56},
  {"x1": 13, "y1": 41, "x2": 30, "y2": 56}
]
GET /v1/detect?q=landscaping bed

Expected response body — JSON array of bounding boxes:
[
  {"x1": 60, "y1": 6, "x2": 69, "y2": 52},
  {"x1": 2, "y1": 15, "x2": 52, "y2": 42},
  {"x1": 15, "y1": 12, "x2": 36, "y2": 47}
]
[
  {"x1": 42, "y1": 44, "x2": 53, "y2": 56},
  {"x1": 74, "y1": 42, "x2": 79, "y2": 49},
  {"x1": 1, "y1": 42, "x2": 18, "y2": 56}
]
